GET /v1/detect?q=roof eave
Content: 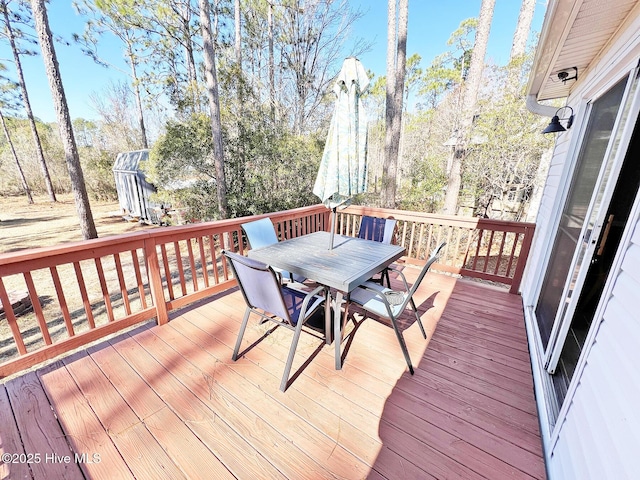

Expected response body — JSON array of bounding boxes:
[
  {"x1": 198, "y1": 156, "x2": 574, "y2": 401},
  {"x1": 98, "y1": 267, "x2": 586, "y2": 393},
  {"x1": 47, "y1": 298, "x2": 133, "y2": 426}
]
[{"x1": 526, "y1": 0, "x2": 581, "y2": 102}]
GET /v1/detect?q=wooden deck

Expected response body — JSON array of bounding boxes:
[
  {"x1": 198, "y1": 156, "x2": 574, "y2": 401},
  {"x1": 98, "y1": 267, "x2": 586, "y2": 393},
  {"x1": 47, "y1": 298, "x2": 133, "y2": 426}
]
[{"x1": 0, "y1": 268, "x2": 545, "y2": 479}]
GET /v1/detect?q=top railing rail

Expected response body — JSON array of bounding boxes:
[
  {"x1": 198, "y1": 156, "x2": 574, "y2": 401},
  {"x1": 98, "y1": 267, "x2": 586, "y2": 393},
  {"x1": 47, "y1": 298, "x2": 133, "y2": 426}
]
[
  {"x1": 335, "y1": 205, "x2": 535, "y2": 294},
  {"x1": 0, "y1": 203, "x2": 532, "y2": 378}
]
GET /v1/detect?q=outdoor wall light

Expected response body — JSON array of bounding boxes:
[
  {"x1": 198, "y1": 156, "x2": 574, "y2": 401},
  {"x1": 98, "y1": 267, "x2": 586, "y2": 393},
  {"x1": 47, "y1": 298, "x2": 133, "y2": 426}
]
[{"x1": 542, "y1": 106, "x2": 574, "y2": 134}]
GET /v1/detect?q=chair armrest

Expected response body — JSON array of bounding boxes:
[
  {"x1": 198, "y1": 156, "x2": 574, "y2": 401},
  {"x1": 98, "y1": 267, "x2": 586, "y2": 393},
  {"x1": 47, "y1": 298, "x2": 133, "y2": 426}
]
[
  {"x1": 385, "y1": 265, "x2": 411, "y2": 292},
  {"x1": 286, "y1": 284, "x2": 326, "y2": 320},
  {"x1": 353, "y1": 284, "x2": 397, "y2": 319}
]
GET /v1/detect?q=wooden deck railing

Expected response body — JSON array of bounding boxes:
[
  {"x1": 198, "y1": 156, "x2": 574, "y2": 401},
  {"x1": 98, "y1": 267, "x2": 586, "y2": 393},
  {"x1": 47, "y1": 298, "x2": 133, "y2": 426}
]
[
  {"x1": 0, "y1": 204, "x2": 533, "y2": 378},
  {"x1": 337, "y1": 205, "x2": 535, "y2": 294}
]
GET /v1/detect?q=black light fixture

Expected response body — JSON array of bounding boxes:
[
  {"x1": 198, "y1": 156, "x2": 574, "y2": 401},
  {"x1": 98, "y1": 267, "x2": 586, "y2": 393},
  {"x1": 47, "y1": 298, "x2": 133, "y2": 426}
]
[{"x1": 542, "y1": 105, "x2": 574, "y2": 134}]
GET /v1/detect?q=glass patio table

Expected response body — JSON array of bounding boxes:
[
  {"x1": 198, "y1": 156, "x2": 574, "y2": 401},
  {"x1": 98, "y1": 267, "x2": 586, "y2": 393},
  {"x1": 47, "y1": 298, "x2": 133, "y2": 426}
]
[{"x1": 247, "y1": 230, "x2": 406, "y2": 369}]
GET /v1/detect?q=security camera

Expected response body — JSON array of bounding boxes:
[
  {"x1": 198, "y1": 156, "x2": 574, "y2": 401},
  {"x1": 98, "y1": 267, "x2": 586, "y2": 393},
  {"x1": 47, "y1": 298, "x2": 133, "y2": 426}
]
[{"x1": 556, "y1": 68, "x2": 578, "y2": 83}]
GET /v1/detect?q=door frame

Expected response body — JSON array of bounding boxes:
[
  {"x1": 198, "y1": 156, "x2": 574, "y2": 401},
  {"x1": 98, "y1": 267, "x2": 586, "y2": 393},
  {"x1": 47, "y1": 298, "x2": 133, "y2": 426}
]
[
  {"x1": 543, "y1": 70, "x2": 640, "y2": 372},
  {"x1": 523, "y1": 59, "x2": 640, "y2": 428},
  {"x1": 549, "y1": 125, "x2": 640, "y2": 451}
]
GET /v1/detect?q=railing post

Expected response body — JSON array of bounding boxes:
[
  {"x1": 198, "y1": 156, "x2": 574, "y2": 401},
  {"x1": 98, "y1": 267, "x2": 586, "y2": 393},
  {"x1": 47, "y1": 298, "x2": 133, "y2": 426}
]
[
  {"x1": 509, "y1": 224, "x2": 535, "y2": 294},
  {"x1": 144, "y1": 237, "x2": 169, "y2": 324},
  {"x1": 323, "y1": 209, "x2": 331, "y2": 232},
  {"x1": 0, "y1": 278, "x2": 27, "y2": 355}
]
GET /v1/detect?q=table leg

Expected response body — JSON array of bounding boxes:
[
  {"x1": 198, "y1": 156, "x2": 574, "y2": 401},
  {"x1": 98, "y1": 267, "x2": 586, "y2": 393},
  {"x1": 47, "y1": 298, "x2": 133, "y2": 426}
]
[
  {"x1": 333, "y1": 291, "x2": 351, "y2": 370},
  {"x1": 324, "y1": 288, "x2": 332, "y2": 345},
  {"x1": 334, "y1": 291, "x2": 343, "y2": 369}
]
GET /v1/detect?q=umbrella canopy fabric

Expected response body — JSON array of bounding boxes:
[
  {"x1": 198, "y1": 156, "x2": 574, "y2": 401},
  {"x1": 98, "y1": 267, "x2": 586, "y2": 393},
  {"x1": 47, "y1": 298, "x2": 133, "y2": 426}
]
[{"x1": 313, "y1": 57, "x2": 369, "y2": 209}]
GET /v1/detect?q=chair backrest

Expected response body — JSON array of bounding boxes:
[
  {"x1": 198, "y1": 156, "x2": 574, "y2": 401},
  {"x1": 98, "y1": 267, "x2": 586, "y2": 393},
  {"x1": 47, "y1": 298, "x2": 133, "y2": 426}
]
[
  {"x1": 407, "y1": 241, "x2": 446, "y2": 300},
  {"x1": 241, "y1": 218, "x2": 279, "y2": 250},
  {"x1": 223, "y1": 250, "x2": 291, "y2": 322},
  {"x1": 358, "y1": 216, "x2": 396, "y2": 244}
]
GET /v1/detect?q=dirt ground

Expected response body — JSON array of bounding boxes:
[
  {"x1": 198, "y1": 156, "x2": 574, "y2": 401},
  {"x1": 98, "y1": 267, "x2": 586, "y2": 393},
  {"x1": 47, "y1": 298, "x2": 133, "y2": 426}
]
[{"x1": 0, "y1": 193, "x2": 156, "y2": 254}]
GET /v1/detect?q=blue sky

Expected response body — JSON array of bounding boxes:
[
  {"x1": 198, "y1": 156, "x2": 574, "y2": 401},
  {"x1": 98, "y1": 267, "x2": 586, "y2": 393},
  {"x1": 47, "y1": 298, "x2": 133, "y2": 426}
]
[{"x1": 4, "y1": 0, "x2": 547, "y2": 123}]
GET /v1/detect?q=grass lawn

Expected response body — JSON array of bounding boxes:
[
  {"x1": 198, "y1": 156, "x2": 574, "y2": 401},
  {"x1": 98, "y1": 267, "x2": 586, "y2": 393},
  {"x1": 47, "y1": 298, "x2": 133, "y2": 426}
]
[{"x1": 0, "y1": 193, "x2": 155, "y2": 254}]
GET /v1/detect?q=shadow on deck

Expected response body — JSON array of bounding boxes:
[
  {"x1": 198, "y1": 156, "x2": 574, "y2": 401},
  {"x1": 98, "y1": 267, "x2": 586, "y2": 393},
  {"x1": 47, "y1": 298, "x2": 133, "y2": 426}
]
[{"x1": 0, "y1": 269, "x2": 545, "y2": 479}]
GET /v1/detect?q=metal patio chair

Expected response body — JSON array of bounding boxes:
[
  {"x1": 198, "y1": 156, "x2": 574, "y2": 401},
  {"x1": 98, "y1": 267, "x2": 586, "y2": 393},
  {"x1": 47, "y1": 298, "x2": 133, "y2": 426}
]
[
  {"x1": 223, "y1": 250, "x2": 326, "y2": 392},
  {"x1": 358, "y1": 215, "x2": 398, "y2": 286},
  {"x1": 241, "y1": 217, "x2": 306, "y2": 283},
  {"x1": 358, "y1": 215, "x2": 397, "y2": 244},
  {"x1": 348, "y1": 241, "x2": 446, "y2": 375}
]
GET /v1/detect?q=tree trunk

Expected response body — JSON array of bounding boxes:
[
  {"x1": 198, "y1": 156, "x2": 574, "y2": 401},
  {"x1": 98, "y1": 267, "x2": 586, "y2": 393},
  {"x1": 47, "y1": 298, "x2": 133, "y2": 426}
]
[
  {"x1": 394, "y1": 0, "x2": 408, "y2": 196},
  {"x1": 510, "y1": 0, "x2": 535, "y2": 61},
  {"x1": 234, "y1": 0, "x2": 241, "y2": 71},
  {"x1": 181, "y1": 2, "x2": 197, "y2": 86},
  {"x1": 126, "y1": 42, "x2": 148, "y2": 149},
  {"x1": 2, "y1": 0, "x2": 56, "y2": 202},
  {"x1": 382, "y1": 0, "x2": 407, "y2": 209},
  {"x1": 268, "y1": 1, "x2": 275, "y2": 123},
  {"x1": 506, "y1": 0, "x2": 536, "y2": 95},
  {"x1": 199, "y1": 0, "x2": 228, "y2": 219},
  {"x1": 382, "y1": 0, "x2": 396, "y2": 208},
  {"x1": 31, "y1": 0, "x2": 97, "y2": 239},
  {"x1": 1, "y1": 110, "x2": 33, "y2": 204},
  {"x1": 442, "y1": 0, "x2": 495, "y2": 215}
]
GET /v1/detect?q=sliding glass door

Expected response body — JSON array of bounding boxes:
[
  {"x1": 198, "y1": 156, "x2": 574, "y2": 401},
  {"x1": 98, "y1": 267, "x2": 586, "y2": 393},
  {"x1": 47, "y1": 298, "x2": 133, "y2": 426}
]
[{"x1": 535, "y1": 77, "x2": 628, "y2": 356}]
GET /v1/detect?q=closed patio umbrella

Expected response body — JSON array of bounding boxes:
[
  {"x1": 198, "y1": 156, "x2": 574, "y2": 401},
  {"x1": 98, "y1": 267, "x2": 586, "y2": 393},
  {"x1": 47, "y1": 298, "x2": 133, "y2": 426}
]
[{"x1": 313, "y1": 57, "x2": 369, "y2": 249}]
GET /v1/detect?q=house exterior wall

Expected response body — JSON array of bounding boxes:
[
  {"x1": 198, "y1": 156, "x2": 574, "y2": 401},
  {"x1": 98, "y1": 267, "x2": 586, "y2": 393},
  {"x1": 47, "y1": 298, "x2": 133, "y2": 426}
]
[
  {"x1": 521, "y1": 14, "x2": 640, "y2": 479},
  {"x1": 548, "y1": 216, "x2": 640, "y2": 479}
]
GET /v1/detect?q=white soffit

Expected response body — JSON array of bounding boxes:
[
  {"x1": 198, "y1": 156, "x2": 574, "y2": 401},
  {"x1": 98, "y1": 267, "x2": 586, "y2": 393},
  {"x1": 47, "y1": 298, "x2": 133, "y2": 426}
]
[{"x1": 529, "y1": 0, "x2": 640, "y2": 102}]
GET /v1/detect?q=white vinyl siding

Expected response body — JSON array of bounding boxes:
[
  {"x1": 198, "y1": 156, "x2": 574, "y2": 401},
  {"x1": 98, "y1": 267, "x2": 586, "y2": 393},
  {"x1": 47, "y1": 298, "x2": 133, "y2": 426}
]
[
  {"x1": 521, "y1": 12, "x2": 640, "y2": 477},
  {"x1": 548, "y1": 220, "x2": 640, "y2": 479}
]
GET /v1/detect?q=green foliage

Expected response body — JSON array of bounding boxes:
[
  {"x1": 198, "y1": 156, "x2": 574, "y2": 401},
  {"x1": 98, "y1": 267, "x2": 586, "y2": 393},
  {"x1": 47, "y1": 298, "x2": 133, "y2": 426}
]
[
  {"x1": 462, "y1": 65, "x2": 553, "y2": 219},
  {"x1": 0, "y1": 116, "x2": 69, "y2": 195},
  {"x1": 0, "y1": 3, "x2": 552, "y2": 224},
  {"x1": 146, "y1": 109, "x2": 324, "y2": 221},
  {"x1": 80, "y1": 147, "x2": 118, "y2": 201},
  {"x1": 146, "y1": 112, "x2": 214, "y2": 187},
  {"x1": 398, "y1": 154, "x2": 446, "y2": 212}
]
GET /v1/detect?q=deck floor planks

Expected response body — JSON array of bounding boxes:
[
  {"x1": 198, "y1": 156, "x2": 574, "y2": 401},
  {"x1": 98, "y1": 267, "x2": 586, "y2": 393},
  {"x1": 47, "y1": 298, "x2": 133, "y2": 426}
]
[
  {"x1": 196, "y1": 284, "x2": 544, "y2": 478},
  {"x1": 90, "y1": 338, "x2": 232, "y2": 478},
  {"x1": 178, "y1": 302, "x2": 497, "y2": 479},
  {"x1": 423, "y1": 336, "x2": 535, "y2": 388},
  {"x1": 1, "y1": 273, "x2": 546, "y2": 479},
  {"x1": 88, "y1": 339, "x2": 264, "y2": 480},
  {"x1": 195, "y1": 279, "x2": 544, "y2": 475},
  {"x1": 414, "y1": 358, "x2": 540, "y2": 425},
  {"x1": 37, "y1": 361, "x2": 134, "y2": 479},
  {"x1": 338, "y1": 322, "x2": 537, "y2": 476},
  {"x1": 388, "y1": 379, "x2": 544, "y2": 478},
  {"x1": 434, "y1": 319, "x2": 531, "y2": 355},
  {"x1": 441, "y1": 305, "x2": 529, "y2": 341},
  {"x1": 185, "y1": 295, "x2": 496, "y2": 479},
  {"x1": 141, "y1": 319, "x2": 373, "y2": 480},
  {"x1": 166, "y1": 310, "x2": 387, "y2": 467},
  {"x1": 378, "y1": 400, "x2": 536, "y2": 480},
  {"x1": 4, "y1": 371, "x2": 84, "y2": 480},
  {"x1": 108, "y1": 332, "x2": 280, "y2": 480},
  {"x1": 124, "y1": 326, "x2": 356, "y2": 480},
  {"x1": 0, "y1": 383, "x2": 32, "y2": 480},
  {"x1": 62, "y1": 351, "x2": 188, "y2": 479},
  {"x1": 346, "y1": 320, "x2": 541, "y2": 437},
  {"x1": 431, "y1": 321, "x2": 532, "y2": 367}
]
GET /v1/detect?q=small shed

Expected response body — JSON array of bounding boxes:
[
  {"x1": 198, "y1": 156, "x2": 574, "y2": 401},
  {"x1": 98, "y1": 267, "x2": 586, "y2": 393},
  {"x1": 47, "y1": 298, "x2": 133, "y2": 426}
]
[{"x1": 113, "y1": 150, "x2": 158, "y2": 223}]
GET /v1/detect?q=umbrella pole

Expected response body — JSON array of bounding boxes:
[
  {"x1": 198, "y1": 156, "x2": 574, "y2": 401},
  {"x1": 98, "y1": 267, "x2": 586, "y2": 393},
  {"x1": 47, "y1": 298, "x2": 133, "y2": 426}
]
[{"x1": 329, "y1": 207, "x2": 337, "y2": 250}]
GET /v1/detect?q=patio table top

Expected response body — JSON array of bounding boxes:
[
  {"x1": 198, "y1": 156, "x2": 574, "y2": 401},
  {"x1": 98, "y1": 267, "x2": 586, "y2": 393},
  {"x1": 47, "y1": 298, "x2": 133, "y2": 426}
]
[{"x1": 247, "y1": 231, "x2": 405, "y2": 293}]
